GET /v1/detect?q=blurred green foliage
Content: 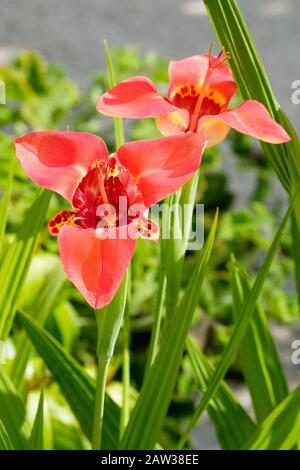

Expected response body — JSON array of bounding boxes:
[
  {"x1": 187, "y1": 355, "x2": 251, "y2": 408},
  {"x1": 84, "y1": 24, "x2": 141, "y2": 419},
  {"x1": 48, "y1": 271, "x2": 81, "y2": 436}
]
[{"x1": 0, "y1": 48, "x2": 297, "y2": 449}]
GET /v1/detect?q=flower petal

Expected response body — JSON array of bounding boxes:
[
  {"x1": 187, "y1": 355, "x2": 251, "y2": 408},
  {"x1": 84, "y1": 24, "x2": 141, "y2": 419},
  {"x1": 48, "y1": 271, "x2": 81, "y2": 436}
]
[
  {"x1": 197, "y1": 115, "x2": 231, "y2": 148},
  {"x1": 156, "y1": 109, "x2": 189, "y2": 136},
  {"x1": 206, "y1": 80, "x2": 237, "y2": 108},
  {"x1": 168, "y1": 55, "x2": 210, "y2": 96},
  {"x1": 48, "y1": 209, "x2": 80, "y2": 236},
  {"x1": 215, "y1": 101, "x2": 291, "y2": 144},
  {"x1": 58, "y1": 225, "x2": 136, "y2": 309},
  {"x1": 168, "y1": 54, "x2": 236, "y2": 105},
  {"x1": 96, "y1": 76, "x2": 177, "y2": 118},
  {"x1": 14, "y1": 132, "x2": 109, "y2": 202},
  {"x1": 117, "y1": 133, "x2": 207, "y2": 207},
  {"x1": 134, "y1": 216, "x2": 160, "y2": 241}
]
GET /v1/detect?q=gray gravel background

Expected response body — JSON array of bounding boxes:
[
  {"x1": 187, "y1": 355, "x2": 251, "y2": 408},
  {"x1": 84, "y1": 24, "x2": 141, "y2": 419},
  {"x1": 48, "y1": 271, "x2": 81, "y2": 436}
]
[
  {"x1": 1, "y1": 0, "x2": 300, "y2": 449},
  {"x1": 1, "y1": 0, "x2": 300, "y2": 128}
]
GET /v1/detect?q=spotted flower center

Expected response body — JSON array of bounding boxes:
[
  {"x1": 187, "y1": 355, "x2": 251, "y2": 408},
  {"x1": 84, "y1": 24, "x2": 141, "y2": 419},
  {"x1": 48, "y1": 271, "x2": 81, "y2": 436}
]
[
  {"x1": 170, "y1": 83, "x2": 226, "y2": 120},
  {"x1": 168, "y1": 48, "x2": 231, "y2": 133},
  {"x1": 48, "y1": 155, "x2": 143, "y2": 236}
]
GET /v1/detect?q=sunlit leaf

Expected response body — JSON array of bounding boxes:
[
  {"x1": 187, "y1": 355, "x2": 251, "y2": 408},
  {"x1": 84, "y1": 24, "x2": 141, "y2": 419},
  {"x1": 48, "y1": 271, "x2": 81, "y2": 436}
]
[
  {"x1": 103, "y1": 40, "x2": 125, "y2": 148},
  {"x1": 0, "y1": 189, "x2": 51, "y2": 340},
  {"x1": 230, "y1": 256, "x2": 288, "y2": 422},
  {"x1": 177, "y1": 193, "x2": 296, "y2": 448},
  {"x1": 120, "y1": 210, "x2": 218, "y2": 449},
  {"x1": 17, "y1": 310, "x2": 120, "y2": 449},
  {"x1": 29, "y1": 391, "x2": 44, "y2": 450},
  {"x1": 10, "y1": 261, "x2": 65, "y2": 390},
  {"x1": 0, "y1": 149, "x2": 15, "y2": 256},
  {"x1": 243, "y1": 386, "x2": 300, "y2": 450},
  {"x1": 186, "y1": 336, "x2": 256, "y2": 449},
  {"x1": 203, "y1": 0, "x2": 300, "y2": 300},
  {"x1": 0, "y1": 366, "x2": 30, "y2": 449}
]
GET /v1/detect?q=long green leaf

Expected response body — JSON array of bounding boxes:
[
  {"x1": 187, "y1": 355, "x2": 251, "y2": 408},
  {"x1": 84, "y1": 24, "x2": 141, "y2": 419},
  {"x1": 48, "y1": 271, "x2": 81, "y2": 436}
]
[
  {"x1": 186, "y1": 336, "x2": 256, "y2": 450},
  {"x1": 243, "y1": 386, "x2": 300, "y2": 450},
  {"x1": 0, "y1": 420, "x2": 14, "y2": 450},
  {"x1": 10, "y1": 262, "x2": 65, "y2": 391},
  {"x1": 17, "y1": 310, "x2": 120, "y2": 450},
  {"x1": 0, "y1": 366, "x2": 30, "y2": 449},
  {"x1": 0, "y1": 149, "x2": 15, "y2": 256},
  {"x1": 148, "y1": 173, "x2": 202, "y2": 372},
  {"x1": 203, "y1": 0, "x2": 300, "y2": 300},
  {"x1": 0, "y1": 189, "x2": 51, "y2": 339},
  {"x1": 120, "y1": 209, "x2": 218, "y2": 450},
  {"x1": 203, "y1": 0, "x2": 299, "y2": 188},
  {"x1": 103, "y1": 40, "x2": 125, "y2": 148},
  {"x1": 230, "y1": 256, "x2": 288, "y2": 423},
  {"x1": 177, "y1": 192, "x2": 296, "y2": 448},
  {"x1": 29, "y1": 391, "x2": 44, "y2": 450},
  {"x1": 165, "y1": 171, "x2": 201, "y2": 316}
]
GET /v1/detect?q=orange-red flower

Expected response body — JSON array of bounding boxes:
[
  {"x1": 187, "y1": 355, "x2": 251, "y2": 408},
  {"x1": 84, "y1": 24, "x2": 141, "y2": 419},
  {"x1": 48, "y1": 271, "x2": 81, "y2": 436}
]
[
  {"x1": 97, "y1": 50, "x2": 290, "y2": 147},
  {"x1": 15, "y1": 131, "x2": 206, "y2": 309}
]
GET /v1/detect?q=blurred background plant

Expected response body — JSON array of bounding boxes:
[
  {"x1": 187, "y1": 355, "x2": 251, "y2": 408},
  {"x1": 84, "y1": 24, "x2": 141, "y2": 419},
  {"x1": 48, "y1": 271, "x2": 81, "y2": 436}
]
[{"x1": 0, "y1": 46, "x2": 298, "y2": 449}]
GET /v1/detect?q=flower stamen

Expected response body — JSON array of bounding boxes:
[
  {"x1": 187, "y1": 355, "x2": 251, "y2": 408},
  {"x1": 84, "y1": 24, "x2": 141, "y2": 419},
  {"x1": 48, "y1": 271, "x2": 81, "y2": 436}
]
[
  {"x1": 95, "y1": 160, "x2": 109, "y2": 204},
  {"x1": 188, "y1": 45, "x2": 230, "y2": 132}
]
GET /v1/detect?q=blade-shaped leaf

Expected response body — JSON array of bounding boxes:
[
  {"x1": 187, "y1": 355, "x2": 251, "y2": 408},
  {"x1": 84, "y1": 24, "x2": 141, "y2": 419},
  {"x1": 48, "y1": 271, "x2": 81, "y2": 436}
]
[
  {"x1": 29, "y1": 391, "x2": 44, "y2": 450},
  {"x1": 0, "y1": 420, "x2": 14, "y2": 450},
  {"x1": 177, "y1": 193, "x2": 296, "y2": 448},
  {"x1": 103, "y1": 40, "x2": 125, "y2": 148},
  {"x1": 0, "y1": 189, "x2": 51, "y2": 340},
  {"x1": 10, "y1": 262, "x2": 65, "y2": 391},
  {"x1": 165, "y1": 171, "x2": 201, "y2": 315},
  {"x1": 243, "y1": 386, "x2": 300, "y2": 450},
  {"x1": 120, "y1": 209, "x2": 218, "y2": 450},
  {"x1": 203, "y1": 0, "x2": 300, "y2": 300},
  {"x1": 0, "y1": 149, "x2": 15, "y2": 256},
  {"x1": 0, "y1": 366, "x2": 30, "y2": 449},
  {"x1": 17, "y1": 310, "x2": 120, "y2": 450},
  {"x1": 230, "y1": 256, "x2": 288, "y2": 422},
  {"x1": 146, "y1": 173, "x2": 201, "y2": 372},
  {"x1": 203, "y1": 0, "x2": 299, "y2": 188},
  {"x1": 186, "y1": 336, "x2": 256, "y2": 450}
]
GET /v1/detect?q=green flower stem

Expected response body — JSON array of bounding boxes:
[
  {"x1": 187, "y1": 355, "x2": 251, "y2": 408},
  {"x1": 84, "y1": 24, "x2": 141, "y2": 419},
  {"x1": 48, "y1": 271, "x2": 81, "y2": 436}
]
[
  {"x1": 92, "y1": 352, "x2": 110, "y2": 450},
  {"x1": 146, "y1": 171, "x2": 201, "y2": 373},
  {"x1": 145, "y1": 261, "x2": 167, "y2": 374},
  {"x1": 103, "y1": 38, "x2": 129, "y2": 439},
  {"x1": 121, "y1": 267, "x2": 131, "y2": 436},
  {"x1": 145, "y1": 195, "x2": 170, "y2": 373},
  {"x1": 165, "y1": 171, "x2": 200, "y2": 318},
  {"x1": 92, "y1": 273, "x2": 128, "y2": 450}
]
